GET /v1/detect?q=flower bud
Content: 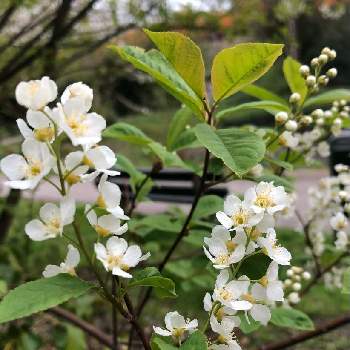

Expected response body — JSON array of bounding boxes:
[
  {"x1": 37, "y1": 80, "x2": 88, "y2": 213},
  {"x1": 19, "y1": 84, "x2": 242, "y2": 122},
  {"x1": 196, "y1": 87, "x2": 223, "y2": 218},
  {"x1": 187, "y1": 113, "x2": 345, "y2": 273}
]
[
  {"x1": 340, "y1": 99, "x2": 347, "y2": 106},
  {"x1": 289, "y1": 92, "x2": 301, "y2": 104},
  {"x1": 321, "y1": 47, "x2": 331, "y2": 56},
  {"x1": 284, "y1": 279, "x2": 292, "y2": 287},
  {"x1": 300, "y1": 115, "x2": 312, "y2": 125},
  {"x1": 275, "y1": 111, "x2": 288, "y2": 124},
  {"x1": 306, "y1": 75, "x2": 316, "y2": 87},
  {"x1": 311, "y1": 58, "x2": 319, "y2": 67},
  {"x1": 324, "y1": 110, "x2": 333, "y2": 118},
  {"x1": 328, "y1": 49, "x2": 337, "y2": 60},
  {"x1": 302, "y1": 271, "x2": 311, "y2": 280},
  {"x1": 288, "y1": 292, "x2": 300, "y2": 304},
  {"x1": 299, "y1": 65, "x2": 310, "y2": 77},
  {"x1": 332, "y1": 106, "x2": 339, "y2": 113},
  {"x1": 333, "y1": 117, "x2": 342, "y2": 127},
  {"x1": 316, "y1": 118, "x2": 325, "y2": 126},
  {"x1": 318, "y1": 75, "x2": 329, "y2": 86},
  {"x1": 286, "y1": 269, "x2": 294, "y2": 277},
  {"x1": 318, "y1": 54, "x2": 328, "y2": 65},
  {"x1": 340, "y1": 111, "x2": 349, "y2": 119},
  {"x1": 312, "y1": 109, "x2": 324, "y2": 118},
  {"x1": 293, "y1": 282, "x2": 302, "y2": 291},
  {"x1": 293, "y1": 275, "x2": 301, "y2": 282},
  {"x1": 292, "y1": 266, "x2": 303, "y2": 274},
  {"x1": 285, "y1": 120, "x2": 298, "y2": 132},
  {"x1": 327, "y1": 68, "x2": 337, "y2": 78},
  {"x1": 344, "y1": 106, "x2": 350, "y2": 112}
]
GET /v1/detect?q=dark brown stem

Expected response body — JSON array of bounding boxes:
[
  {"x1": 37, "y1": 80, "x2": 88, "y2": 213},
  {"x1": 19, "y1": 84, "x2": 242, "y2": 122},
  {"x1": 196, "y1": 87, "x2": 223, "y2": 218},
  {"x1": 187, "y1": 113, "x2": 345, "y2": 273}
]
[
  {"x1": 49, "y1": 307, "x2": 113, "y2": 348},
  {"x1": 258, "y1": 312, "x2": 350, "y2": 350}
]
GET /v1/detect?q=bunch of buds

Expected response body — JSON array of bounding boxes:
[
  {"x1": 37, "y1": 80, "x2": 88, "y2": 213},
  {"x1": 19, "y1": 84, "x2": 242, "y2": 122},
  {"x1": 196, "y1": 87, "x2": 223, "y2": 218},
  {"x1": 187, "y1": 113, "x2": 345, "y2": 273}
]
[
  {"x1": 300, "y1": 47, "x2": 337, "y2": 93},
  {"x1": 283, "y1": 266, "x2": 311, "y2": 305},
  {"x1": 306, "y1": 165, "x2": 350, "y2": 255},
  {"x1": 324, "y1": 266, "x2": 345, "y2": 290}
]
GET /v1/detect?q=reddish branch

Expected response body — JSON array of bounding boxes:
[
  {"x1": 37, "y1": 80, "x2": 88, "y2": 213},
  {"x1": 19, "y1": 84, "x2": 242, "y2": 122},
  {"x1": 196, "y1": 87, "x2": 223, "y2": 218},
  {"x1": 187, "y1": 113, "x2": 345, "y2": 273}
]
[{"x1": 258, "y1": 312, "x2": 350, "y2": 350}]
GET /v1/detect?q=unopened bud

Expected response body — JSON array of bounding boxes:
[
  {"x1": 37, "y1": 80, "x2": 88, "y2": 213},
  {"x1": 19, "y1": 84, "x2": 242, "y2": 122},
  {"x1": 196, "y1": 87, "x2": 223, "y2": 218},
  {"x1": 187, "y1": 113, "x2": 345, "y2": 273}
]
[
  {"x1": 292, "y1": 266, "x2": 303, "y2": 274},
  {"x1": 312, "y1": 109, "x2": 324, "y2": 118},
  {"x1": 306, "y1": 75, "x2": 317, "y2": 87},
  {"x1": 318, "y1": 54, "x2": 328, "y2": 64},
  {"x1": 327, "y1": 68, "x2": 337, "y2": 78},
  {"x1": 299, "y1": 65, "x2": 310, "y2": 77},
  {"x1": 316, "y1": 118, "x2": 325, "y2": 126},
  {"x1": 286, "y1": 269, "x2": 294, "y2": 277},
  {"x1": 324, "y1": 110, "x2": 333, "y2": 118},
  {"x1": 285, "y1": 120, "x2": 298, "y2": 132},
  {"x1": 340, "y1": 111, "x2": 349, "y2": 119},
  {"x1": 302, "y1": 271, "x2": 311, "y2": 280},
  {"x1": 328, "y1": 49, "x2": 337, "y2": 60},
  {"x1": 334, "y1": 118, "x2": 342, "y2": 127},
  {"x1": 289, "y1": 93, "x2": 301, "y2": 104},
  {"x1": 293, "y1": 283, "x2": 302, "y2": 291},
  {"x1": 311, "y1": 58, "x2": 319, "y2": 67},
  {"x1": 321, "y1": 47, "x2": 331, "y2": 56},
  {"x1": 288, "y1": 292, "x2": 300, "y2": 304},
  {"x1": 300, "y1": 115, "x2": 312, "y2": 125},
  {"x1": 318, "y1": 75, "x2": 329, "y2": 86},
  {"x1": 275, "y1": 111, "x2": 288, "y2": 124},
  {"x1": 284, "y1": 279, "x2": 292, "y2": 287},
  {"x1": 293, "y1": 275, "x2": 301, "y2": 282}
]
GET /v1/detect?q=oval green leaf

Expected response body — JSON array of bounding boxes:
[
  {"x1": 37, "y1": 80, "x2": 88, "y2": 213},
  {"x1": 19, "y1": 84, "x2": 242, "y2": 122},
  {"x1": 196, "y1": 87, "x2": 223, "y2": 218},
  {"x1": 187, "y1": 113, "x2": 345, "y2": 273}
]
[
  {"x1": 194, "y1": 124, "x2": 266, "y2": 177},
  {"x1": 0, "y1": 275, "x2": 92, "y2": 324},
  {"x1": 305, "y1": 88, "x2": 350, "y2": 108},
  {"x1": 211, "y1": 43, "x2": 284, "y2": 102},
  {"x1": 271, "y1": 307, "x2": 314, "y2": 331},
  {"x1": 283, "y1": 56, "x2": 307, "y2": 103}
]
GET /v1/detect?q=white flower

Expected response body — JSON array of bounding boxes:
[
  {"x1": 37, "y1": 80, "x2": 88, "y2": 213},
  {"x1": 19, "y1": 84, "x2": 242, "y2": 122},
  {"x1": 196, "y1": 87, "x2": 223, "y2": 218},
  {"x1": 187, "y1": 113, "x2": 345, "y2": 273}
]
[
  {"x1": 245, "y1": 182, "x2": 288, "y2": 216},
  {"x1": 0, "y1": 139, "x2": 54, "y2": 189},
  {"x1": 63, "y1": 151, "x2": 89, "y2": 186},
  {"x1": 153, "y1": 311, "x2": 198, "y2": 344},
  {"x1": 257, "y1": 228, "x2": 291, "y2": 265},
  {"x1": 96, "y1": 174, "x2": 128, "y2": 219},
  {"x1": 279, "y1": 131, "x2": 299, "y2": 149},
  {"x1": 43, "y1": 244, "x2": 80, "y2": 278},
  {"x1": 15, "y1": 76, "x2": 57, "y2": 110},
  {"x1": 95, "y1": 236, "x2": 150, "y2": 278},
  {"x1": 317, "y1": 141, "x2": 330, "y2": 158},
  {"x1": 335, "y1": 231, "x2": 348, "y2": 250},
  {"x1": 25, "y1": 196, "x2": 76, "y2": 241},
  {"x1": 17, "y1": 109, "x2": 57, "y2": 143},
  {"x1": 216, "y1": 194, "x2": 263, "y2": 230},
  {"x1": 210, "y1": 316, "x2": 241, "y2": 350},
  {"x1": 85, "y1": 205, "x2": 128, "y2": 237},
  {"x1": 330, "y1": 212, "x2": 348, "y2": 231},
  {"x1": 59, "y1": 98, "x2": 106, "y2": 147},
  {"x1": 61, "y1": 82, "x2": 93, "y2": 112},
  {"x1": 72, "y1": 145, "x2": 120, "y2": 182},
  {"x1": 257, "y1": 261, "x2": 284, "y2": 302},
  {"x1": 204, "y1": 227, "x2": 247, "y2": 269}
]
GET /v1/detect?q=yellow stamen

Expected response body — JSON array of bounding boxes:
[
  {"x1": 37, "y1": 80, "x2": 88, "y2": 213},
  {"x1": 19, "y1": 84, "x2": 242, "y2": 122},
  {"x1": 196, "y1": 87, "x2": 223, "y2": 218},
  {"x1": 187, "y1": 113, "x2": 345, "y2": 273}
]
[
  {"x1": 226, "y1": 241, "x2": 238, "y2": 252},
  {"x1": 65, "y1": 173, "x2": 80, "y2": 185},
  {"x1": 34, "y1": 127, "x2": 54, "y2": 142},
  {"x1": 94, "y1": 225, "x2": 110, "y2": 237},
  {"x1": 259, "y1": 275, "x2": 268, "y2": 287},
  {"x1": 242, "y1": 293, "x2": 256, "y2": 304},
  {"x1": 82, "y1": 155, "x2": 94, "y2": 168},
  {"x1": 97, "y1": 194, "x2": 106, "y2": 209}
]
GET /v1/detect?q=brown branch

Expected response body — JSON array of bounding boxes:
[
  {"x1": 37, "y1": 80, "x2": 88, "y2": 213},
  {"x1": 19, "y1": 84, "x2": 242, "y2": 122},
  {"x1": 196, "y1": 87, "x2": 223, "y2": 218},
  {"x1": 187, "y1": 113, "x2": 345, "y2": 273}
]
[
  {"x1": 258, "y1": 312, "x2": 350, "y2": 350},
  {"x1": 49, "y1": 307, "x2": 113, "y2": 348},
  {"x1": 0, "y1": 3, "x2": 17, "y2": 32}
]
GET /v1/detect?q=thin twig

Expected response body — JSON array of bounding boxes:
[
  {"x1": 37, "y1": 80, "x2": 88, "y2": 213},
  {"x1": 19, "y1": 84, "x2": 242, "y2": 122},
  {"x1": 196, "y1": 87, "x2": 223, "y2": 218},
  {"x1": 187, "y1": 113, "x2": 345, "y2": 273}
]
[{"x1": 258, "y1": 311, "x2": 350, "y2": 350}]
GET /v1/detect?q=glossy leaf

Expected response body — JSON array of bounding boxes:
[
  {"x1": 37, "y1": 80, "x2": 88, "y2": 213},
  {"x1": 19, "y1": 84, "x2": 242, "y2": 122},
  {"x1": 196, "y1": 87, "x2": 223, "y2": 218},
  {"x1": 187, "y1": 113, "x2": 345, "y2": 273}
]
[
  {"x1": 0, "y1": 275, "x2": 92, "y2": 324},
  {"x1": 129, "y1": 267, "x2": 176, "y2": 298},
  {"x1": 144, "y1": 30, "x2": 206, "y2": 100},
  {"x1": 305, "y1": 88, "x2": 350, "y2": 108},
  {"x1": 216, "y1": 100, "x2": 289, "y2": 121},
  {"x1": 111, "y1": 45, "x2": 204, "y2": 117},
  {"x1": 194, "y1": 124, "x2": 266, "y2": 176},
  {"x1": 271, "y1": 308, "x2": 314, "y2": 331},
  {"x1": 192, "y1": 195, "x2": 224, "y2": 220},
  {"x1": 242, "y1": 84, "x2": 288, "y2": 105},
  {"x1": 211, "y1": 43, "x2": 284, "y2": 102},
  {"x1": 283, "y1": 56, "x2": 307, "y2": 103}
]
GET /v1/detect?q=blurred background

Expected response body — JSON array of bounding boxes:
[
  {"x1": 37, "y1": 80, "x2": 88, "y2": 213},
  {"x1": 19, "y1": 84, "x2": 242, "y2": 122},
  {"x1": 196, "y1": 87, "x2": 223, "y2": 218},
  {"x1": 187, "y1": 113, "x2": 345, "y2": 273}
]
[{"x1": 1, "y1": 0, "x2": 350, "y2": 349}]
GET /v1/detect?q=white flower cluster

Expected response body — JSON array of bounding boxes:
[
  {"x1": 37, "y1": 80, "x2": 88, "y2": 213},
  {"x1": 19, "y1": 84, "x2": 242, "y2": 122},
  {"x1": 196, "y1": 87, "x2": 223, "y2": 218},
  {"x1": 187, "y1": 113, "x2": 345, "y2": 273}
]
[
  {"x1": 283, "y1": 266, "x2": 311, "y2": 306},
  {"x1": 274, "y1": 47, "x2": 347, "y2": 164},
  {"x1": 0, "y1": 77, "x2": 149, "y2": 279},
  {"x1": 203, "y1": 182, "x2": 291, "y2": 349},
  {"x1": 307, "y1": 164, "x2": 350, "y2": 256},
  {"x1": 324, "y1": 266, "x2": 345, "y2": 290}
]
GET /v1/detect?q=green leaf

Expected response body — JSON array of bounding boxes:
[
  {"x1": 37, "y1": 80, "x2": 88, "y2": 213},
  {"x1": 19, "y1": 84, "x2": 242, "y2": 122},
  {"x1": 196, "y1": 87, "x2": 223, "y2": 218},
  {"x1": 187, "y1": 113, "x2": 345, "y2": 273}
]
[
  {"x1": 103, "y1": 122, "x2": 151, "y2": 145},
  {"x1": 283, "y1": 56, "x2": 307, "y2": 103},
  {"x1": 131, "y1": 214, "x2": 183, "y2": 233},
  {"x1": 170, "y1": 129, "x2": 200, "y2": 151},
  {"x1": 128, "y1": 267, "x2": 176, "y2": 298},
  {"x1": 194, "y1": 124, "x2": 266, "y2": 177},
  {"x1": 151, "y1": 335, "x2": 177, "y2": 350},
  {"x1": 342, "y1": 267, "x2": 350, "y2": 294},
  {"x1": 0, "y1": 275, "x2": 92, "y2": 324},
  {"x1": 242, "y1": 84, "x2": 288, "y2": 105},
  {"x1": 271, "y1": 308, "x2": 314, "y2": 331},
  {"x1": 167, "y1": 106, "x2": 194, "y2": 151},
  {"x1": 305, "y1": 88, "x2": 350, "y2": 108},
  {"x1": 65, "y1": 324, "x2": 87, "y2": 350},
  {"x1": 144, "y1": 30, "x2": 206, "y2": 100},
  {"x1": 181, "y1": 331, "x2": 207, "y2": 350},
  {"x1": 255, "y1": 174, "x2": 293, "y2": 192},
  {"x1": 239, "y1": 314, "x2": 261, "y2": 334},
  {"x1": 111, "y1": 45, "x2": 204, "y2": 117},
  {"x1": 192, "y1": 195, "x2": 224, "y2": 220},
  {"x1": 216, "y1": 100, "x2": 289, "y2": 121},
  {"x1": 264, "y1": 156, "x2": 293, "y2": 171},
  {"x1": 211, "y1": 43, "x2": 284, "y2": 102}
]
